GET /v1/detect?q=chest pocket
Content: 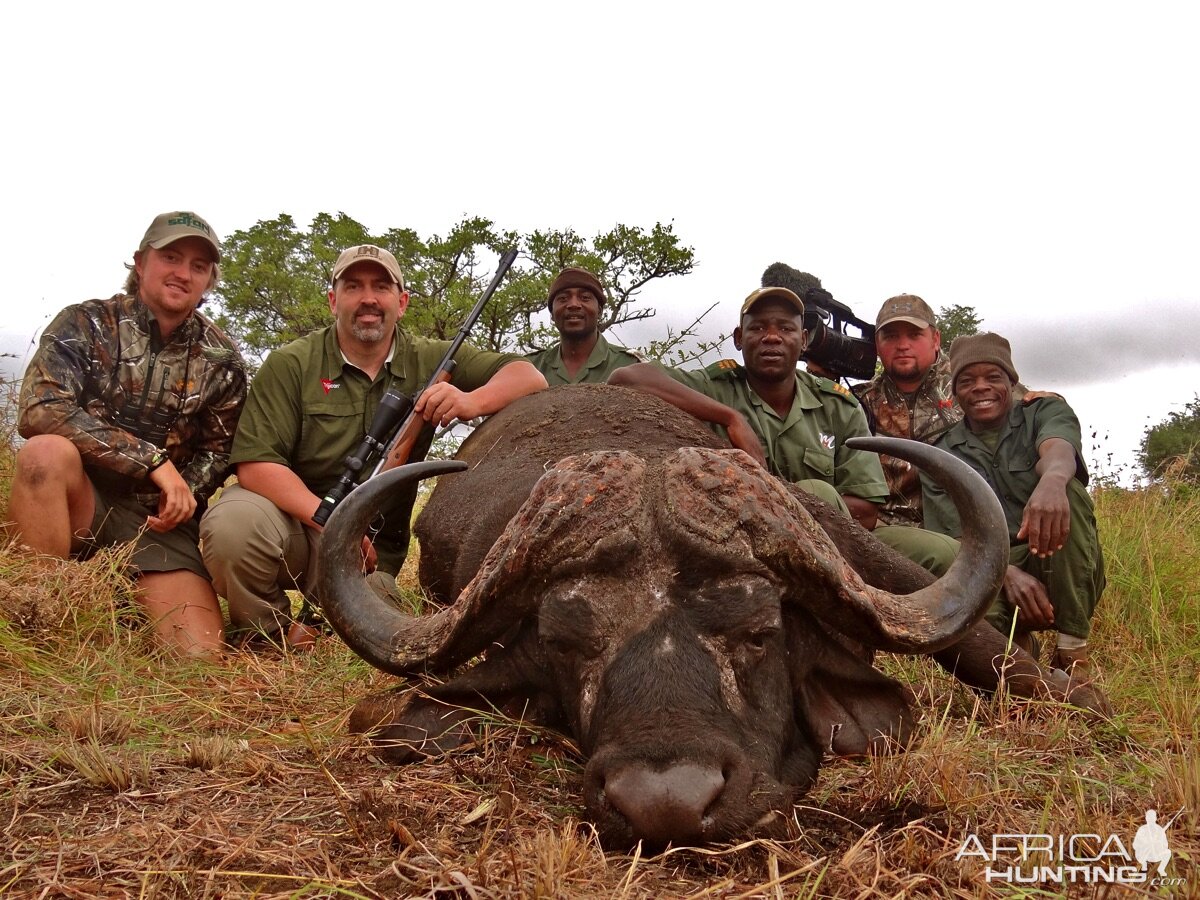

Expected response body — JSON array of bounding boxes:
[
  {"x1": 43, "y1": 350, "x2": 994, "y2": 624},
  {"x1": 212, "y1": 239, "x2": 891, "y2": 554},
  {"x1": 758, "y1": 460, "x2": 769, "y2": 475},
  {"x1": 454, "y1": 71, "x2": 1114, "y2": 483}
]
[
  {"x1": 298, "y1": 396, "x2": 364, "y2": 469},
  {"x1": 802, "y1": 446, "x2": 835, "y2": 480}
]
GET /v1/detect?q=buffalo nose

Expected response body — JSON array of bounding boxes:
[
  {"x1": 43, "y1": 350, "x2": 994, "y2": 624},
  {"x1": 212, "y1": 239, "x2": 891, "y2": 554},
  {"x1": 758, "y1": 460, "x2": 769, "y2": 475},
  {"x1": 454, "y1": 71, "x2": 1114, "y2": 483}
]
[{"x1": 604, "y1": 762, "x2": 725, "y2": 846}]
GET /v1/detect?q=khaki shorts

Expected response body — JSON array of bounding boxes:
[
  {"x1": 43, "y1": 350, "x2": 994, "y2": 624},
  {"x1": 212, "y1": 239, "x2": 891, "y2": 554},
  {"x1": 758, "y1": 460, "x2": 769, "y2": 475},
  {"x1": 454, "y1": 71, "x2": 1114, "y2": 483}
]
[{"x1": 79, "y1": 486, "x2": 210, "y2": 579}]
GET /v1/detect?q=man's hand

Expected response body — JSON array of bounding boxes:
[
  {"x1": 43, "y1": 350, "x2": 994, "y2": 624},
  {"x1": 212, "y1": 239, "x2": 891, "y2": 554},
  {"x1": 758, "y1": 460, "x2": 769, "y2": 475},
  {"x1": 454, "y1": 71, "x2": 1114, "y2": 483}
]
[
  {"x1": 727, "y1": 413, "x2": 769, "y2": 468},
  {"x1": 147, "y1": 460, "x2": 197, "y2": 532},
  {"x1": 1002, "y1": 565, "x2": 1055, "y2": 629},
  {"x1": 415, "y1": 382, "x2": 483, "y2": 428},
  {"x1": 1017, "y1": 475, "x2": 1071, "y2": 556}
]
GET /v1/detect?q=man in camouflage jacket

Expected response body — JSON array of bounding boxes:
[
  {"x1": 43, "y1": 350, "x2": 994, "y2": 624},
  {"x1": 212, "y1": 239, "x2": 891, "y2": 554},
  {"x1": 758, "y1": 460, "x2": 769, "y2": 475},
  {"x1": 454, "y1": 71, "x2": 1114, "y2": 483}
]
[
  {"x1": 12, "y1": 211, "x2": 246, "y2": 660},
  {"x1": 851, "y1": 294, "x2": 960, "y2": 527}
]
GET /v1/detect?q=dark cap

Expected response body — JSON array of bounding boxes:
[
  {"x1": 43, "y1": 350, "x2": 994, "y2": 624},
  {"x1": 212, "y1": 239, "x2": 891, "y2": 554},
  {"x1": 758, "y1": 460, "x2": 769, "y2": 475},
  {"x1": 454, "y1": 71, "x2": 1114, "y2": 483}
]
[
  {"x1": 876, "y1": 293, "x2": 936, "y2": 329},
  {"x1": 739, "y1": 286, "x2": 805, "y2": 319},
  {"x1": 950, "y1": 332, "x2": 1020, "y2": 387},
  {"x1": 547, "y1": 267, "x2": 606, "y2": 310},
  {"x1": 139, "y1": 211, "x2": 221, "y2": 262}
]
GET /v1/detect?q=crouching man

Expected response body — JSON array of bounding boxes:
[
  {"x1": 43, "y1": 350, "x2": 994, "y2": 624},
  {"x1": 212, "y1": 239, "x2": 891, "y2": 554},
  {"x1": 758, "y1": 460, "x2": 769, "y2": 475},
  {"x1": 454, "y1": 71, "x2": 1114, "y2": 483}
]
[
  {"x1": 922, "y1": 333, "x2": 1106, "y2": 687},
  {"x1": 200, "y1": 244, "x2": 546, "y2": 648},
  {"x1": 10, "y1": 211, "x2": 246, "y2": 660}
]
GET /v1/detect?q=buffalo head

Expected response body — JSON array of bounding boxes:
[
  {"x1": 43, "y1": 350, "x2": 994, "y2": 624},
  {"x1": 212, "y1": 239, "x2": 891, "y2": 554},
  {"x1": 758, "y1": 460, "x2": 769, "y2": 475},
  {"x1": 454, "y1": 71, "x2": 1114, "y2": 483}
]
[{"x1": 316, "y1": 386, "x2": 1010, "y2": 850}]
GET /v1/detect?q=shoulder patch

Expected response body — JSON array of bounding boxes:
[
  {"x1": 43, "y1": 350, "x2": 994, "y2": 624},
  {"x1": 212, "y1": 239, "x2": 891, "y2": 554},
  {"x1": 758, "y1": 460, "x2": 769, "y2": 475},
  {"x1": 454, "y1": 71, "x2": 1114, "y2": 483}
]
[
  {"x1": 818, "y1": 378, "x2": 857, "y2": 403},
  {"x1": 704, "y1": 358, "x2": 743, "y2": 378}
]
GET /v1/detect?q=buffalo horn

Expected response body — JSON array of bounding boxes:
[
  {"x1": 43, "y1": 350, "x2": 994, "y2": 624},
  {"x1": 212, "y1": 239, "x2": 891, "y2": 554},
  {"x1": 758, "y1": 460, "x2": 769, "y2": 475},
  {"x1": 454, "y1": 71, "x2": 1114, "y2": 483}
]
[
  {"x1": 824, "y1": 435, "x2": 1008, "y2": 652},
  {"x1": 316, "y1": 460, "x2": 478, "y2": 675}
]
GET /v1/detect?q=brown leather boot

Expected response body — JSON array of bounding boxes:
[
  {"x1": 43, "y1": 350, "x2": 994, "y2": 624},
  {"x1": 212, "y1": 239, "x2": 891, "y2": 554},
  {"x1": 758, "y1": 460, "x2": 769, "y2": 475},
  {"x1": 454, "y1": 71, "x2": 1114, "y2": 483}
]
[
  {"x1": 1012, "y1": 629, "x2": 1041, "y2": 660},
  {"x1": 1051, "y1": 646, "x2": 1094, "y2": 680}
]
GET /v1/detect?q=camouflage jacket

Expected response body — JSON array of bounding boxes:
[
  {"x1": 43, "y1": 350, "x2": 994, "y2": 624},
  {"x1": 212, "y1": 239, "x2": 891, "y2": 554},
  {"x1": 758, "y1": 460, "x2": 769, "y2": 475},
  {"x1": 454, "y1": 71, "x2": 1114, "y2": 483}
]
[
  {"x1": 19, "y1": 294, "x2": 247, "y2": 509},
  {"x1": 851, "y1": 353, "x2": 961, "y2": 526}
]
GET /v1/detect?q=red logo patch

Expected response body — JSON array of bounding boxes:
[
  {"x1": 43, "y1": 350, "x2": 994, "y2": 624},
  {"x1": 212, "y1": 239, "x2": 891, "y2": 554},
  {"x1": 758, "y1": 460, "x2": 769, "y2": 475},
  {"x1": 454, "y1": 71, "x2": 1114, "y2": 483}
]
[{"x1": 321, "y1": 379, "x2": 335, "y2": 394}]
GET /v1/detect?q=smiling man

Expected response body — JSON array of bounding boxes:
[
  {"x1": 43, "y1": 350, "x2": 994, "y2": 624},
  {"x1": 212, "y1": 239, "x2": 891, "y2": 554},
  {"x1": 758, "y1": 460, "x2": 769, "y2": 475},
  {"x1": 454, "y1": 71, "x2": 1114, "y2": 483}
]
[
  {"x1": 526, "y1": 267, "x2": 643, "y2": 385},
  {"x1": 921, "y1": 333, "x2": 1106, "y2": 685},
  {"x1": 11, "y1": 211, "x2": 246, "y2": 660},
  {"x1": 200, "y1": 244, "x2": 546, "y2": 647}
]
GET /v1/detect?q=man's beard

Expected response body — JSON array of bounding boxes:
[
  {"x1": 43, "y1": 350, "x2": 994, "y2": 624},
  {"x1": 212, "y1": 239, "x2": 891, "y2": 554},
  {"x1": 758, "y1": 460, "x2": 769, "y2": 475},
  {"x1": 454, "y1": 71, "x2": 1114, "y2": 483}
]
[{"x1": 351, "y1": 317, "x2": 388, "y2": 343}]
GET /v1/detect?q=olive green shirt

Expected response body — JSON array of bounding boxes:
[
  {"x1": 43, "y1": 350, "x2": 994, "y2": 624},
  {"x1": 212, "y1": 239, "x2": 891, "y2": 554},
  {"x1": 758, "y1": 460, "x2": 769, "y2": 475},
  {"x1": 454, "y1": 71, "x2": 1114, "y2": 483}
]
[
  {"x1": 526, "y1": 333, "x2": 643, "y2": 386},
  {"x1": 231, "y1": 324, "x2": 522, "y2": 570},
  {"x1": 922, "y1": 396, "x2": 1089, "y2": 542},
  {"x1": 662, "y1": 360, "x2": 889, "y2": 502}
]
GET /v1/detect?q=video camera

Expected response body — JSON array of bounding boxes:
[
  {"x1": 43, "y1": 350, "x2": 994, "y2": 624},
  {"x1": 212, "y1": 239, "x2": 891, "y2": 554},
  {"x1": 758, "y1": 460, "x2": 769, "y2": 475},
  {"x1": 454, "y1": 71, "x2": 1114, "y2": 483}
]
[{"x1": 760, "y1": 263, "x2": 878, "y2": 381}]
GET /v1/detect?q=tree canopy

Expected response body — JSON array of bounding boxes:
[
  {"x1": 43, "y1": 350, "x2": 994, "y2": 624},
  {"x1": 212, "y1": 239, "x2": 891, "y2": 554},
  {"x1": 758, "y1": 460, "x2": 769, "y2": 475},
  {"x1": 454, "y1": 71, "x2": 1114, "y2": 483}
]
[
  {"x1": 1140, "y1": 394, "x2": 1200, "y2": 481},
  {"x1": 211, "y1": 213, "x2": 698, "y2": 361},
  {"x1": 935, "y1": 304, "x2": 983, "y2": 349}
]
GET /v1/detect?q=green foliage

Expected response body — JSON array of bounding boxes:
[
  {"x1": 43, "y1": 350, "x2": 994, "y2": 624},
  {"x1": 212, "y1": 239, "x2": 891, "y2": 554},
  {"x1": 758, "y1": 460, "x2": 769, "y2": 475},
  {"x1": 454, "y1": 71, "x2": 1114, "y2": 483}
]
[
  {"x1": 934, "y1": 303, "x2": 982, "y2": 349},
  {"x1": 1140, "y1": 393, "x2": 1200, "y2": 481},
  {"x1": 212, "y1": 213, "x2": 697, "y2": 361}
]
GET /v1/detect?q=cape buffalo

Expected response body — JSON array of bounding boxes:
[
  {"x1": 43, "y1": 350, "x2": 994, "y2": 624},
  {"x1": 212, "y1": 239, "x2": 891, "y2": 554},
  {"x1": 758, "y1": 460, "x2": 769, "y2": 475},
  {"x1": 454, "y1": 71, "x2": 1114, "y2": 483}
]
[{"x1": 317, "y1": 384, "x2": 1100, "y2": 849}]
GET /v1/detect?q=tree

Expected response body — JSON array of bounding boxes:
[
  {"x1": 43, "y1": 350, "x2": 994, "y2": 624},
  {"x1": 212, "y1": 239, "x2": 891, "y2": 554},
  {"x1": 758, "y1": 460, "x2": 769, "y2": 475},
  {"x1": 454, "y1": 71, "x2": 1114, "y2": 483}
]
[
  {"x1": 935, "y1": 304, "x2": 982, "y2": 349},
  {"x1": 212, "y1": 213, "x2": 698, "y2": 362},
  {"x1": 1140, "y1": 394, "x2": 1200, "y2": 481}
]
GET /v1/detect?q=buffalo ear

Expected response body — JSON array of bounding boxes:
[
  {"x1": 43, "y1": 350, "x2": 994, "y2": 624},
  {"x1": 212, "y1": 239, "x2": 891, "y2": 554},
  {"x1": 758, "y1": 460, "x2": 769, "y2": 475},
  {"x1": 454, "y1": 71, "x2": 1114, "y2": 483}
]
[{"x1": 787, "y1": 613, "x2": 915, "y2": 757}]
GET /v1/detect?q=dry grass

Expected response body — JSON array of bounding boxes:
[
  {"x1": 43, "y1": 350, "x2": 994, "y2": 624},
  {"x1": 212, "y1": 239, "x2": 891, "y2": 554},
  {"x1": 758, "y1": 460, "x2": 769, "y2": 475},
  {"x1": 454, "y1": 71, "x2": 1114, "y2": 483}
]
[{"x1": 2, "y1": 476, "x2": 1198, "y2": 896}]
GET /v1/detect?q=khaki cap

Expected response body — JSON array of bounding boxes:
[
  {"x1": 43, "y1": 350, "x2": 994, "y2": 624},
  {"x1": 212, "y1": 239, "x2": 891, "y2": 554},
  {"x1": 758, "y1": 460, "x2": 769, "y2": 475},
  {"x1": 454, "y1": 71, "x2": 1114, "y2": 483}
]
[
  {"x1": 139, "y1": 211, "x2": 221, "y2": 261},
  {"x1": 876, "y1": 293, "x2": 936, "y2": 329},
  {"x1": 739, "y1": 286, "x2": 805, "y2": 318},
  {"x1": 332, "y1": 244, "x2": 405, "y2": 289}
]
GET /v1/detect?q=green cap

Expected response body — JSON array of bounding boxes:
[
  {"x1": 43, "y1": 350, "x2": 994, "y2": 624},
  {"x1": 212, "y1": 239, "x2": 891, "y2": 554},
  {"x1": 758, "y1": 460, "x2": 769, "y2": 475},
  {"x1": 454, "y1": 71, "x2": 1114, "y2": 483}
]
[
  {"x1": 139, "y1": 211, "x2": 221, "y2": 261},
  {"x1": 739, "y1": 286, "x2": 805, "y2": 318}
]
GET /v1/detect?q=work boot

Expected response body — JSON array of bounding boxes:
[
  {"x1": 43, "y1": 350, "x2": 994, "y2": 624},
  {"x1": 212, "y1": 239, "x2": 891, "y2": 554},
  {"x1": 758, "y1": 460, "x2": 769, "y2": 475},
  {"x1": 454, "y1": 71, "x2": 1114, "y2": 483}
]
[
  {"x1": 1012, "y1": 629, "x2": 1041, "y2": 660},
  {"x1": 1052, "y1": 646, "x2": 1095, "y2": 681},
  {"x1": 1051, "y1": 646, "x2": 1113, "y2": 715}
]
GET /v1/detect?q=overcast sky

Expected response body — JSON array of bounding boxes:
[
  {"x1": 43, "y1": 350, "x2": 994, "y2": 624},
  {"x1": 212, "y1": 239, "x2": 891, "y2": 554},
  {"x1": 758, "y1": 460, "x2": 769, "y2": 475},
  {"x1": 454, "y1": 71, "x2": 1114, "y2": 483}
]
[{"x1": 2, "y1": 2, "x2": 1196, "y2": 482}]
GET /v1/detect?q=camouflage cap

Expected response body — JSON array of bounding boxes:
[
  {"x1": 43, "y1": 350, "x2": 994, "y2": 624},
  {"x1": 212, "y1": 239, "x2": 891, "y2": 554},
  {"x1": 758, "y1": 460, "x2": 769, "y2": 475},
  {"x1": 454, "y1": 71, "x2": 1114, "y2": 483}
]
[
  {"x1": 876, "y1": 294, "x2": 936, "y2": 329},
  {"x1": 332, "y1": 245, "x2": 405, "y2": 289},
  {"x1": 739, "y1": 286, "x2": 805, "y2": 319},
  {"x1": 139, "y1": 211, "x2": 221, "y2": 261}
]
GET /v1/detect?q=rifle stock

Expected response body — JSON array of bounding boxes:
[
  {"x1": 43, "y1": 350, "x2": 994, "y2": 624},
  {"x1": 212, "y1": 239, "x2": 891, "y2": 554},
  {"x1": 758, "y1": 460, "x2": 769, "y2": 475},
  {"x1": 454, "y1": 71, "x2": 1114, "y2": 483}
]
[{"x1": 377, "y1": 367, "x2": 455, "y2": 474}]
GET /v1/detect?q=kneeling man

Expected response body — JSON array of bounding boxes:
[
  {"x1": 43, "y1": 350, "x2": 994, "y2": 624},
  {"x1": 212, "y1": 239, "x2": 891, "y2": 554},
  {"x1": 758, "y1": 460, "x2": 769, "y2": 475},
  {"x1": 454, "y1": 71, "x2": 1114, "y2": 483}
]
[{"x1": 922, "y1": 333, "x2": 1106, "y2": 683}]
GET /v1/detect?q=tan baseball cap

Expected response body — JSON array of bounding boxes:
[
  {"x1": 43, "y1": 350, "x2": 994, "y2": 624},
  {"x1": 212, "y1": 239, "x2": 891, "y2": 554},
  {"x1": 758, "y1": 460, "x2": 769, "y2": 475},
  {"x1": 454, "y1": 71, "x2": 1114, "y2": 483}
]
[
  {"x1": 332, "y1": 244, "x2": 405, "y2": 289},
  {"x1": 876, "y1": 294, "x2": 936, "y2": 329},
  {"x1": 139, "y1": 211, "x2": 221, "y2": 261},
  {"x1": 739, "y1": 286, "x2": 805, "y2": 318}
]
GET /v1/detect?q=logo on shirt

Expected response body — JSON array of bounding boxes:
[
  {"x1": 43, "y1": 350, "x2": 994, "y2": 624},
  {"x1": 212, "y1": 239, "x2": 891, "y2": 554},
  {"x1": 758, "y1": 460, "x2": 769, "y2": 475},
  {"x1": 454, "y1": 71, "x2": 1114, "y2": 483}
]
[
  {"x1": 819, "y1": 432, "x2": 836, "y2": 450},
  {"x1": 321, "y1": 379, "x2": 339, "y2": 394}
]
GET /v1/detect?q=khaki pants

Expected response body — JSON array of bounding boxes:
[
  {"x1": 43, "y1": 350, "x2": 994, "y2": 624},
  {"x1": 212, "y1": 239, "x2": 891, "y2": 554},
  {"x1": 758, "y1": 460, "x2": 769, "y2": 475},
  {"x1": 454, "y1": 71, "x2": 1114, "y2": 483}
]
[
  {"x1": 201, "y1": 485, "x2": 400, "y2": 637},
  {"x1": 199, "y1": 484, "x2": 318, "y2": 636}
]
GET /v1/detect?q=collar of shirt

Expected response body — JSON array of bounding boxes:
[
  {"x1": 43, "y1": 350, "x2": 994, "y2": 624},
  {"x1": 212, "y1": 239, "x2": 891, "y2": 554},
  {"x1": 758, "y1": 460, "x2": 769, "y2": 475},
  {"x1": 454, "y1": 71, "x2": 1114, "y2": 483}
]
[{"x1": 322, "y1": 324, "x2": 404, "y2": 381}]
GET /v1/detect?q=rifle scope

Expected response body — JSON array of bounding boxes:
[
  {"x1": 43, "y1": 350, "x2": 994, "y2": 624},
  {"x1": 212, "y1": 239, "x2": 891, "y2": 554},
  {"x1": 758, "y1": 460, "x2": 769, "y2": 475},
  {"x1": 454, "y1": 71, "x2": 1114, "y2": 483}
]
[{"x1": 312, "y1": 386, "x2": 413, "y2": 527}]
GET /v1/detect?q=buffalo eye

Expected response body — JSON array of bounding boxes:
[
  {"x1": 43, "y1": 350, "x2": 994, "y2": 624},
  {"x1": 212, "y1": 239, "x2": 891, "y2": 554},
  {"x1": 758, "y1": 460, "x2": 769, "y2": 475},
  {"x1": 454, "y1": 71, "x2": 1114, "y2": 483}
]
[{"x1": 743, "y1": 624, "x2": 780, "y2": 658}]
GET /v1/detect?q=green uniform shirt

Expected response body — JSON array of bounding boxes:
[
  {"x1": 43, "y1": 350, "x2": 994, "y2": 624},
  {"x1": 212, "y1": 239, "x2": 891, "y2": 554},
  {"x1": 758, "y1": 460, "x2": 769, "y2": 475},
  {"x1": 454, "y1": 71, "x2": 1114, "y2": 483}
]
[
  {"x1": 232, "y1": 324, "x2": 522, "y2": 570},
  {"x1": 922, "y1": 396, "x2": 1090, "y2": 542},
  {"x1": 526, "y1": 333, "x2": 643, "y2": 386},
  {"x1": 662, "y1": 360, "x2": 889, "y2": 502}
]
